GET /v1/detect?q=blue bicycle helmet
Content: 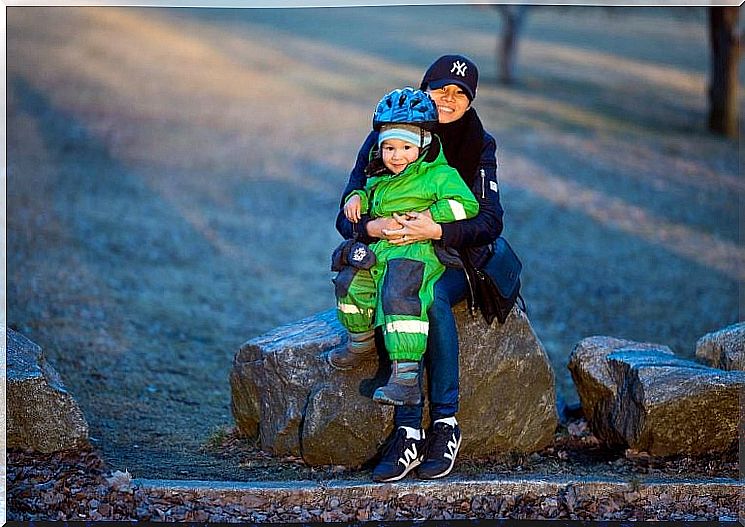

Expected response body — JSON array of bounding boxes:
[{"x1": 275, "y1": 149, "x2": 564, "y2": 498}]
[{"x1": 372, "y1": 87, "x2": 439, "y2": 131}]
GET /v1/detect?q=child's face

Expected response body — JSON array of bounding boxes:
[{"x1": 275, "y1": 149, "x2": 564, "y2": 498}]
[{"x1": 381, "y1": 139, "x2": 420, "y2": 175}]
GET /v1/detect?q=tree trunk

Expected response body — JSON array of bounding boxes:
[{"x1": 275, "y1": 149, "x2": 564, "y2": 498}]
[
  {"x1": 708, "y1": 7, "x2": 740, "y2": 138},
  {"x1": 497, "y1": 6, "x2": 529, "y2": 85}
]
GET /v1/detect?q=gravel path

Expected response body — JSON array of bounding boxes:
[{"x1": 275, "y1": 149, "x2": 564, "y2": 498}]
[
  {"x1": 8, "y1": 420, "x2": 740, "y2": 521},
  {"x1": 7, "y1": 5, "x2": 741, "y2": 485}
]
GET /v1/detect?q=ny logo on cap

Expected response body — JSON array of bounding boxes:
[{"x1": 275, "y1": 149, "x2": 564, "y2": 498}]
[{"x1": 451, "y1": 60, "x2": 468, "y2": 77}]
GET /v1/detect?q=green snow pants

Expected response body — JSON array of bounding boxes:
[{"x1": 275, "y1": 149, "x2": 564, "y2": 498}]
[{"x1": 334, "y1": 240, "x2": 445, "y2": 362}]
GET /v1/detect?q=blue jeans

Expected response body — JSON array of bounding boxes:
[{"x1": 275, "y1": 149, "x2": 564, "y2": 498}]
[{"x1": 394, "y1": 267, "x2": 468, "y2": 428}]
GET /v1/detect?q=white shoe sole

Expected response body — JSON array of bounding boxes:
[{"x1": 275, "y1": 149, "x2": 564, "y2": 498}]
[{"x1": 376, "y1": 458, "x2": 421, "y2": 482}]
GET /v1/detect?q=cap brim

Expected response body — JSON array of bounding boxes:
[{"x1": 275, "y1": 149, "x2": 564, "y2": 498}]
[{"x1": 426, "y1": 78, "x2": 475, "y2": 100}]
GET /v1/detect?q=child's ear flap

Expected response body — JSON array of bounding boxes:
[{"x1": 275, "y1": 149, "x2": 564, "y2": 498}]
[
  {"x1": 364, "y1": 155, "x2": 387, "y2": 177},
  {"x1": 423, "y1": 137, "x2": 440, "y2": 162},
  {"x1": 374, "y1": 145, "x2": 385, "y2": 163}
]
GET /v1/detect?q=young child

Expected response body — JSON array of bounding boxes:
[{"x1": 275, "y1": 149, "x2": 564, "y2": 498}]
[{"x1": 329, "y1": 87, "x2": 479, "y2": 407}]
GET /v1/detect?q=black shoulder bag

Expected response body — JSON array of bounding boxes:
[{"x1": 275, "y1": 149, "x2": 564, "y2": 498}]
[{"x1": 464, "y1": 237, "x2": 526, "y2": 325}]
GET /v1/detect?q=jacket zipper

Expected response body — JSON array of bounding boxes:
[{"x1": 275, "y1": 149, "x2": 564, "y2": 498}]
[{"x1": 480, "y1": 168, "x2": 486, "y2": 199}]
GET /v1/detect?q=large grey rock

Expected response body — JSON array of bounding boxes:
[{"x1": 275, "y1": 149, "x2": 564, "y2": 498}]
[
  {"x1": 7, "y1": 328, "x2": 89, "y2": 452},
  {"x1": 695, "y1": 322, "x2": 745, "y2": 371},
  {"x1": 231, "y1": 304, "x2": 558, "y2": 467},
  {"x1": 230, "y1": 311, "x2": 342, "y2": 456},
  {"x1": 451, "y1": 303, "x2": 557, "y2": 457},
  {"x1": 569, "y1": 336, "x2": 743, "y2": 456},
  {"x1": 568, "y1": 336, "x2": 674, "y2": 446},
  {"x1": 302, "y1": 377, "x2": 394, "y2": 466},
  {"x1": 608, "y1": 350, "x2": 742, "y2": 456}
]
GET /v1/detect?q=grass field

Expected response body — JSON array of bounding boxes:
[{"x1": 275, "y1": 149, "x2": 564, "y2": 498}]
[{"x1": 7, "y1": 5, "x2": 742, "y2": 479}]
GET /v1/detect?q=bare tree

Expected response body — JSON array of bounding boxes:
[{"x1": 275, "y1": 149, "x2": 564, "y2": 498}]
[
  {"x1": 495, "y1": 5, "x2": 530, "y2": 85},
  {"x1": 491, "y1": 6, "x2": 740, "y2": 137},
  {"x1": 707, "y1": 7, "x2": 740, "y2": 138}
]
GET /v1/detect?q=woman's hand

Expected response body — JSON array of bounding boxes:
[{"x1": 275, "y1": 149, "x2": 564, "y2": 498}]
[
  {"x1": 366, "y1": 216, "x2": 405, "y2": 239},
  {"x1": 384, "y1": 210, "x2": 443, "y2": 245}
]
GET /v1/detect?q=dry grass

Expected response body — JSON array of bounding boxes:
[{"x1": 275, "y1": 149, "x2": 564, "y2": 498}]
[{"x1": 6, "y1": 6, "x2": 740, "y2": 480}]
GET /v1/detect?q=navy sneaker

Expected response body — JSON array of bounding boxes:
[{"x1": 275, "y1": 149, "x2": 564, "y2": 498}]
[
  {"x1": 372, "y1": 426, "x2": 424, "y2": 482},
  {"x1": 416, "y1": 420, "x2": 461, "y2": 479}
]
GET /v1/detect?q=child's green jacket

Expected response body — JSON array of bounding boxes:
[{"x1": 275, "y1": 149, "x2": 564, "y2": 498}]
[{"x1": 348, "y1": 142, "x2": 479, "y2": 225}]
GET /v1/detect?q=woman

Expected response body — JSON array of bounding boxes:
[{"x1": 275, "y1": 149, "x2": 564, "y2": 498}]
[{"x1": 334, "y1": 54, "x2": 504, "y2": 482}]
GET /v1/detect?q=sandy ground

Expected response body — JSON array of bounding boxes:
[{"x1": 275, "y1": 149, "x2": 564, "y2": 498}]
[{"x1": 7, "y1": 6, "x2": 742, "y2": 479}]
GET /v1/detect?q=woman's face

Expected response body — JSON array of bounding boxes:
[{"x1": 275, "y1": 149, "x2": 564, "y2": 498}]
[{"x1": 428, "y1": 84, "x2": 471, "y2": 124}]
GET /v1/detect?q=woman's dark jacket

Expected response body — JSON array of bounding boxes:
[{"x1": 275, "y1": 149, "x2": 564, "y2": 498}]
[{"x1": 335, "y1": 110, "x2": 504, "y2": 269}]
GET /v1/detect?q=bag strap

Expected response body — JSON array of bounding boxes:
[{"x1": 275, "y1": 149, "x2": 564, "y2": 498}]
[
  {"x1": 517, "y1": 292, "x2": 527, "y2": 315},
  {"x1": 460, "y1": 250, "x2": 479, "y2": 317}
]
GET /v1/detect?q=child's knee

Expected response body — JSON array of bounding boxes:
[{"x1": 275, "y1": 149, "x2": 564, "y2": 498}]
[{"x1": 381, "y1": 258, "x2": 425, "y2": 317}]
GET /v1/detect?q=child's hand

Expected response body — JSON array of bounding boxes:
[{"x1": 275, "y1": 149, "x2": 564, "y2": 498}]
[{"x1": 344, "y1": 195, "x2": 362, "y2": 223}]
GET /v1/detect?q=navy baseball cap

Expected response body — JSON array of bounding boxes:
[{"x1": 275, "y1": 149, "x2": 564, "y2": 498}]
[{"x1": 420, "y1": 54, "x2": 478, "y2": 101}]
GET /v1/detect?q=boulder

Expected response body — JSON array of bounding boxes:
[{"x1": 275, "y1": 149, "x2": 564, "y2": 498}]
[
  {"x1": 569, "y1": 336, "x2": 743, "y2": 456},
  {"x1": 231, "y1": 303, "x2": 558, "y2": 467},
  {"x1": 7, "y1": 328, "x2": 89, "y2": 452},
  {"x1": 608, "y1": 350, "x2": 741, "y2": 456},
  {"x1": 695, "y1": 321, "x2": 745, "y2": 371},
  {"x1": 568, "y1": 336, "x2": 674, "y2": 446},
  {"x1": 452, "y1": 303, "x2": 557, "y2": 457},
  {"x1": 302, "y1": 377, "x2": 394, "y2": 466},
  {"x1": 230, "y1": 310, "x2": 343, "y2": 456}
]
